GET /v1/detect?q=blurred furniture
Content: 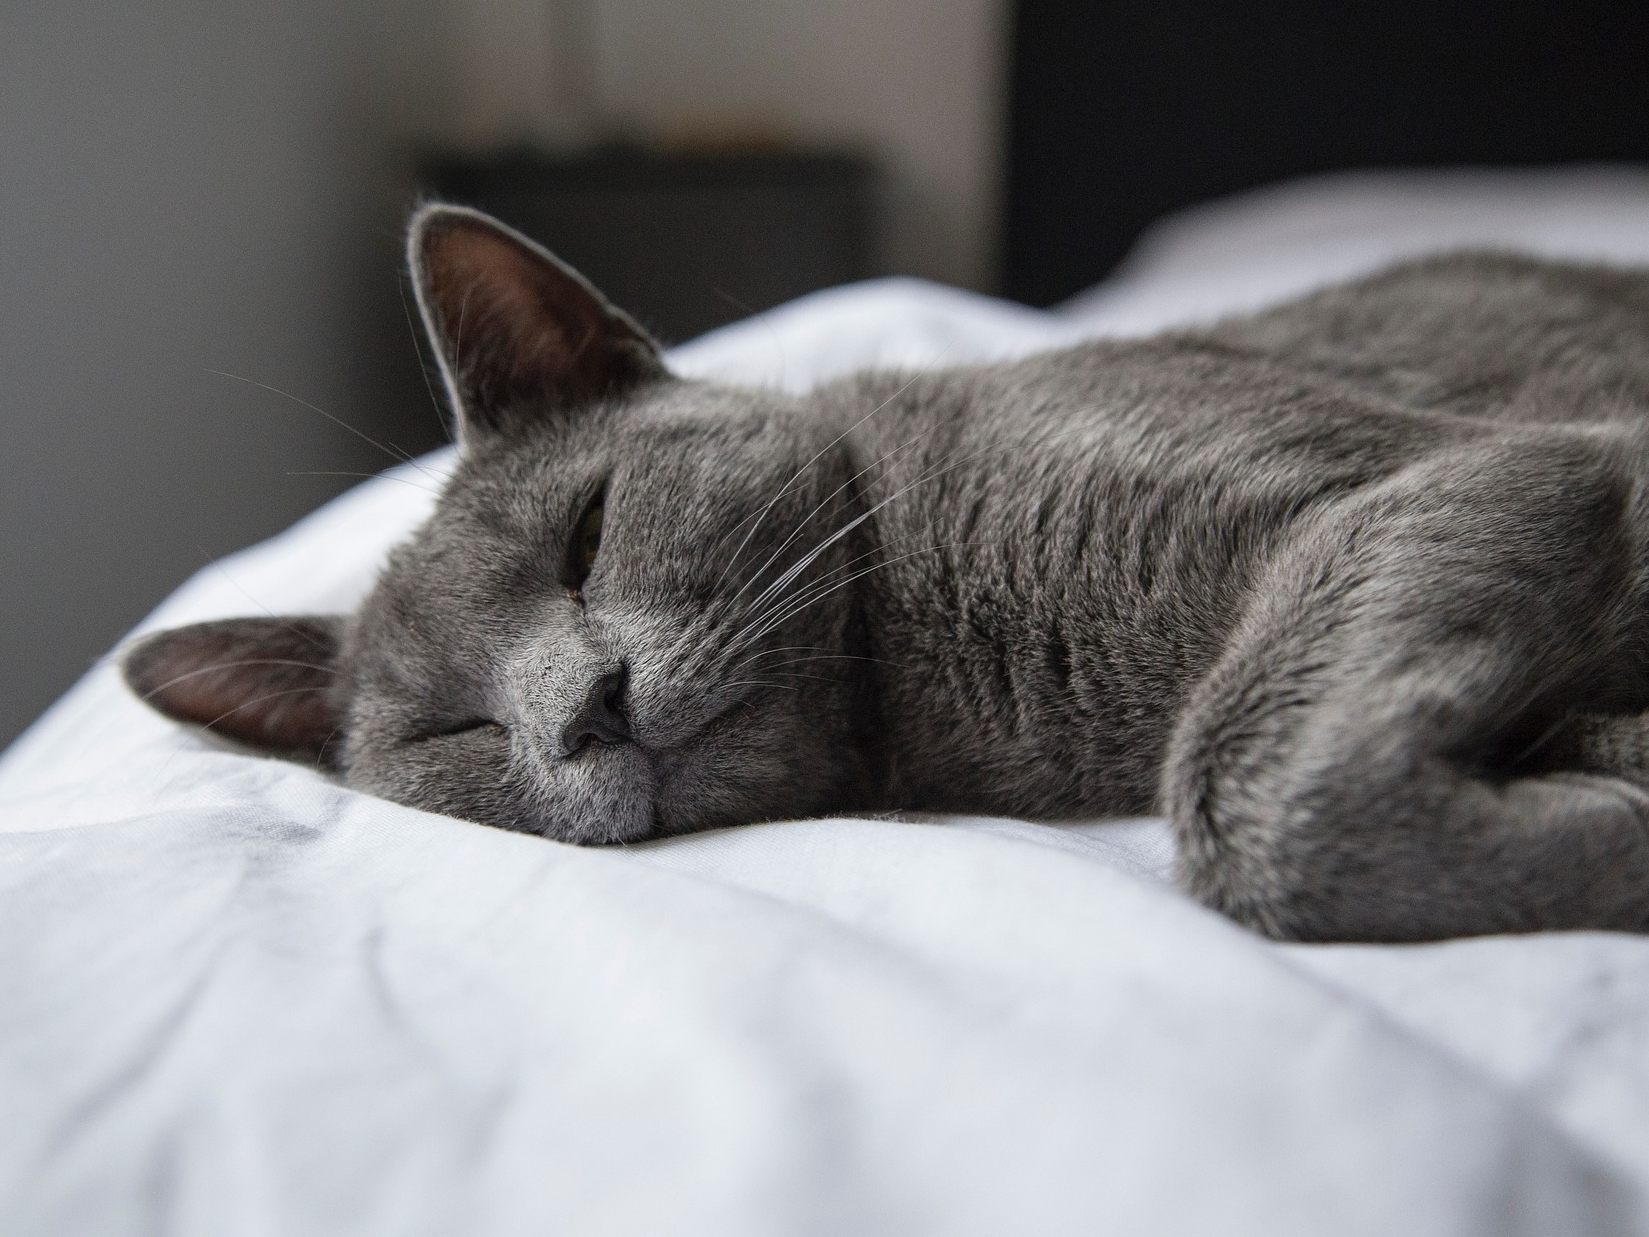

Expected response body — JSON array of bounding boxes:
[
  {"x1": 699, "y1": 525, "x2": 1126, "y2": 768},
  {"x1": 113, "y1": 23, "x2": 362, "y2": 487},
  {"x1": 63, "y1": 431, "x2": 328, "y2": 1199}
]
[
  {"x1": 1003, "y1": 0, "x2": 1649, "y2": 305},
  {"x1": 422, "y1": 146, "x2": 883, "y2": 345}
]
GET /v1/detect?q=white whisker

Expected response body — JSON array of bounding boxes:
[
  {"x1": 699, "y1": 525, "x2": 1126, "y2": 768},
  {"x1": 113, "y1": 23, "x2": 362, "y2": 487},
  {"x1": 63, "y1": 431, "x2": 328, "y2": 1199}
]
[
  {"x1": 287, "y1": 470, "x2": 444, "y2": 498},
  {"x1": 136, "y1": 658, "x2": 337, "y2": 701},
  {"x1": 711, "y1": 355, "x2": 954, "y2": 598},
  {"x1": 206, "y1": 368, "x2": 443, "y2": 482},
  {"x1": 732, "y1": 541, "x2": 982, "y2": 654},
  {"x1": 398, "y1": 272, "x2": 454, "y2": 446}
]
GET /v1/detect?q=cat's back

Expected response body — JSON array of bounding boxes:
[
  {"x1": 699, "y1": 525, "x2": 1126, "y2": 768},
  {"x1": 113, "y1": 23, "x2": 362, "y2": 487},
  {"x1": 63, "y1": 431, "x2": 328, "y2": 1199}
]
[
  {"x1": 821, "y1": 251, "x2": 1649, "y2": 563},
  {"x1": 821, "y1": 250, "x2": 1649, "y2": 493},
  {"x1": 1194, "y1": 250, "x2": 1649, "y2": 419},
  {"x1": 830, "y1": 321, "x2": 1466, "y2": 527}
]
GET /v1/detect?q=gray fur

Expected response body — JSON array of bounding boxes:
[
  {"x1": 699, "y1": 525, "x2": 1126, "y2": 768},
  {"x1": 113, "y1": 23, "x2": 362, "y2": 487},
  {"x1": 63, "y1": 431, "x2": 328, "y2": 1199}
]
[{"x1": 125, "y1": 204, "x2": 1649, "y2": 941}]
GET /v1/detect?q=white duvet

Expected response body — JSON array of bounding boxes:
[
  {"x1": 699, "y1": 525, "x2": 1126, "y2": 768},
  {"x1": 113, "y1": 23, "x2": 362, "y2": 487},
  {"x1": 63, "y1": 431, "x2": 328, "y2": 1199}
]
[{"x1": 6, "y1": 168, "x2": 1649, "y2": 1236}]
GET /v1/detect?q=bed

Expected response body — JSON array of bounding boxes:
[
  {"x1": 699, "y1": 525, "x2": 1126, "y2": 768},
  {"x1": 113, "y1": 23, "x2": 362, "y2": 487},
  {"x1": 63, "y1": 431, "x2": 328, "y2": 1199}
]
[{"x1": 5, "y1": 168, "x2": 1649, "y2": 1235}]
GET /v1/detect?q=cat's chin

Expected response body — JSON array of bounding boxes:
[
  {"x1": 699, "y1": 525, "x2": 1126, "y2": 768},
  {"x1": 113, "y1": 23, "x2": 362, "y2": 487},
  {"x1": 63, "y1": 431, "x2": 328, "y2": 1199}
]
[
  {"x1": 527, "y1": 740, "x2": 664, "y2": 845},
  {"x1": 530, "y1": 806, "x2": 661, "y2": 846},
  {"x1": 522, "y1": 738, "x2": 775, "y2": 846}
]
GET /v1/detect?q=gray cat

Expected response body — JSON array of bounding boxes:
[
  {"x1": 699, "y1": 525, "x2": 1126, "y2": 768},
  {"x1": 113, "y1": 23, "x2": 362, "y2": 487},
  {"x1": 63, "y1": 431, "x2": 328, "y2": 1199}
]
[{"x1": 124, "y1": 203, "x2": 1649, "y2": 942}]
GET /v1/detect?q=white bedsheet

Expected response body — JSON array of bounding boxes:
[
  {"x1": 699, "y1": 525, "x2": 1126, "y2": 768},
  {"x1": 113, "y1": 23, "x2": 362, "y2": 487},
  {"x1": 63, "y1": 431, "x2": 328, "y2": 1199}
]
[{"x1": 5, "y1": 167, "x2": 1649, "y2": 1236}]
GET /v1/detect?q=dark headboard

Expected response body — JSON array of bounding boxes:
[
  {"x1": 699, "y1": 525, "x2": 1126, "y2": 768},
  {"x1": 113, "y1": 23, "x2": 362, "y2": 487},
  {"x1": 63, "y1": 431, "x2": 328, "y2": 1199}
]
[{"x1": 1002, "y1": 0, "x2": 1649, "y2": 305}]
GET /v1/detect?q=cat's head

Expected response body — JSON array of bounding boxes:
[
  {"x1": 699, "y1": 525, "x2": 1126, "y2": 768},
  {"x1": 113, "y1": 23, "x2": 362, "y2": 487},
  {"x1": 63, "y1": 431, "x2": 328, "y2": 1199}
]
[{"x1": 123, "y1": 204, "x2": 877, "y2": 842}]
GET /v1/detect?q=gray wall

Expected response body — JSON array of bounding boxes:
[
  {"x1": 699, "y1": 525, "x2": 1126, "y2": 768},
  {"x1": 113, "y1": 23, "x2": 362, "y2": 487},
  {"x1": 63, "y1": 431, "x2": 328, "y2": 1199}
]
[{"x1": 1, "y1": 2, "x2": 447, "y2": 746}]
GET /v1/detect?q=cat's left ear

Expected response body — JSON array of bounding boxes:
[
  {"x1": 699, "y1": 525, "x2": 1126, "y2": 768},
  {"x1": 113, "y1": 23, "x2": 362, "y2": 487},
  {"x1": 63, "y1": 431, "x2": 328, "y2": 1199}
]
[{"x1": 408, "y1": 203, "x2": 667, "y2": 443}]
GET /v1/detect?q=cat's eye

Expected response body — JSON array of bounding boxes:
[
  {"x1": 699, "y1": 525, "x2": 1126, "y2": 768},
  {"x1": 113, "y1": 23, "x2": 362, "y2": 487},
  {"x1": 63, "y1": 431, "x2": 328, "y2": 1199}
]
[
  {"x1": 568, "y1": 486, "x2": 606, "y2": 592},
  {"x1": 425, "y1": 718, "x2": 501, "y2": 741}
]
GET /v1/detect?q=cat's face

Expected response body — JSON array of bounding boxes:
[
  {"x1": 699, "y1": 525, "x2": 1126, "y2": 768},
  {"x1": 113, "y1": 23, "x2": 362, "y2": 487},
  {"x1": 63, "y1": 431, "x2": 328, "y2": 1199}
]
[
  {"x1": 123, "y1": 205, "x2": 875, "y2": 842},
  {"x1": 338, "y1": 380, "x2": 873, "y2": 841}
]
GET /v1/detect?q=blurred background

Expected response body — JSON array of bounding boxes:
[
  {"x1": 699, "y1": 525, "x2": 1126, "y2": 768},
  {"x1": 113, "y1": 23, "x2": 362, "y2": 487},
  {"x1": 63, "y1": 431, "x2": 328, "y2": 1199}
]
[
  {"x1": 0, "y1": 0, "x2": 1004, "y2": 748},
  {"x1": 3, "y1": 0, "x2": 1646, "y2": 748}
]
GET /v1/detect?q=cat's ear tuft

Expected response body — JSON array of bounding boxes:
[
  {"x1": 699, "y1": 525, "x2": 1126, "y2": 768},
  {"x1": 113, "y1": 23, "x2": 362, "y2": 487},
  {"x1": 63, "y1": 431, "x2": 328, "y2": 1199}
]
[
  {"x1": 122, "y1": 616, "x2": 345, "y2": 764},
  {"x1": 408, "y1": 203, "x2": 666, "y2": 442}
]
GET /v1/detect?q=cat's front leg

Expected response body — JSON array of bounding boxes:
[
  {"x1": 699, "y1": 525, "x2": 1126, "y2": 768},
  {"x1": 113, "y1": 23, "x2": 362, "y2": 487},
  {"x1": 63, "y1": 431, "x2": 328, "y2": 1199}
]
[{"x1": 1162, "y1": 436, "x2": 1649, "y2": 942}]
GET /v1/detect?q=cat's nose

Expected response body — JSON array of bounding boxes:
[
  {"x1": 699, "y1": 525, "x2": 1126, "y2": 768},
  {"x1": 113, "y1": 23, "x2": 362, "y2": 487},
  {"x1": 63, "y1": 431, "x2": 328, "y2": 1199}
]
[{"x1": 560, "y1": 667, "x2": 631, "y2": 756}]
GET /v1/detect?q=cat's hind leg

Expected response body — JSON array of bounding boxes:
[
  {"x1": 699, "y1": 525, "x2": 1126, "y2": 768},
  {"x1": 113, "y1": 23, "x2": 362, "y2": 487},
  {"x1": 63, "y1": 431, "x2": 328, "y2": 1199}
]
[{"x1": 1164, "y1": 436, "x2": 1649, "y2": 941}]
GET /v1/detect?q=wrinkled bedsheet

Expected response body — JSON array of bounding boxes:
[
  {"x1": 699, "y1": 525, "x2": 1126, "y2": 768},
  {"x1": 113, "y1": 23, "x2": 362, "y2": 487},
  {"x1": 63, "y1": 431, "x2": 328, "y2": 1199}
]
[{"x1": 5, "y1": 167, "x2": 1649, "y2": 1236}]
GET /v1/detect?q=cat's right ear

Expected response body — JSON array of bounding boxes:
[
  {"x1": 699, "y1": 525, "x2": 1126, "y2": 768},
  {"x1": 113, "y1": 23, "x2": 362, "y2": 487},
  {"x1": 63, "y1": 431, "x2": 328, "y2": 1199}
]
[
  {"x1": 121, "y1": 616, "x2": 345, "y2": 764},
  {"x1": 408, "y1": 203, "x2": 667, "y2": 444}
]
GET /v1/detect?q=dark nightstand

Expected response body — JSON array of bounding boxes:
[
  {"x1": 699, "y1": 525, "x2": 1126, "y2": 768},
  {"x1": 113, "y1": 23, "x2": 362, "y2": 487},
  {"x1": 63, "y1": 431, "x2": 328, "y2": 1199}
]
[{"x1": 421, "y1": 145, "x2": 885, "y2": 346}]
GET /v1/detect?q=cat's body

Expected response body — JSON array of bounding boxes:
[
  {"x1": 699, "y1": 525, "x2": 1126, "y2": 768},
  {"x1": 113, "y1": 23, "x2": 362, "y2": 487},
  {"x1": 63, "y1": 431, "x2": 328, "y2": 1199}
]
[
  {"x1": 835, "y1": 253, "x2": 1649, "y2": 816},
  {"x1": 126, "y1": 208, "x2": 1649, "y2": 942}
]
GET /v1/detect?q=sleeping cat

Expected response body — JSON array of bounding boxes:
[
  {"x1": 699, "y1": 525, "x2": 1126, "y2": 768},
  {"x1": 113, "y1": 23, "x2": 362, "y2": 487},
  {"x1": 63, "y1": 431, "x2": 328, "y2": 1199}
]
[{"x1": 124, "y1": 203, "x2": 1649, "y2": 942}]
